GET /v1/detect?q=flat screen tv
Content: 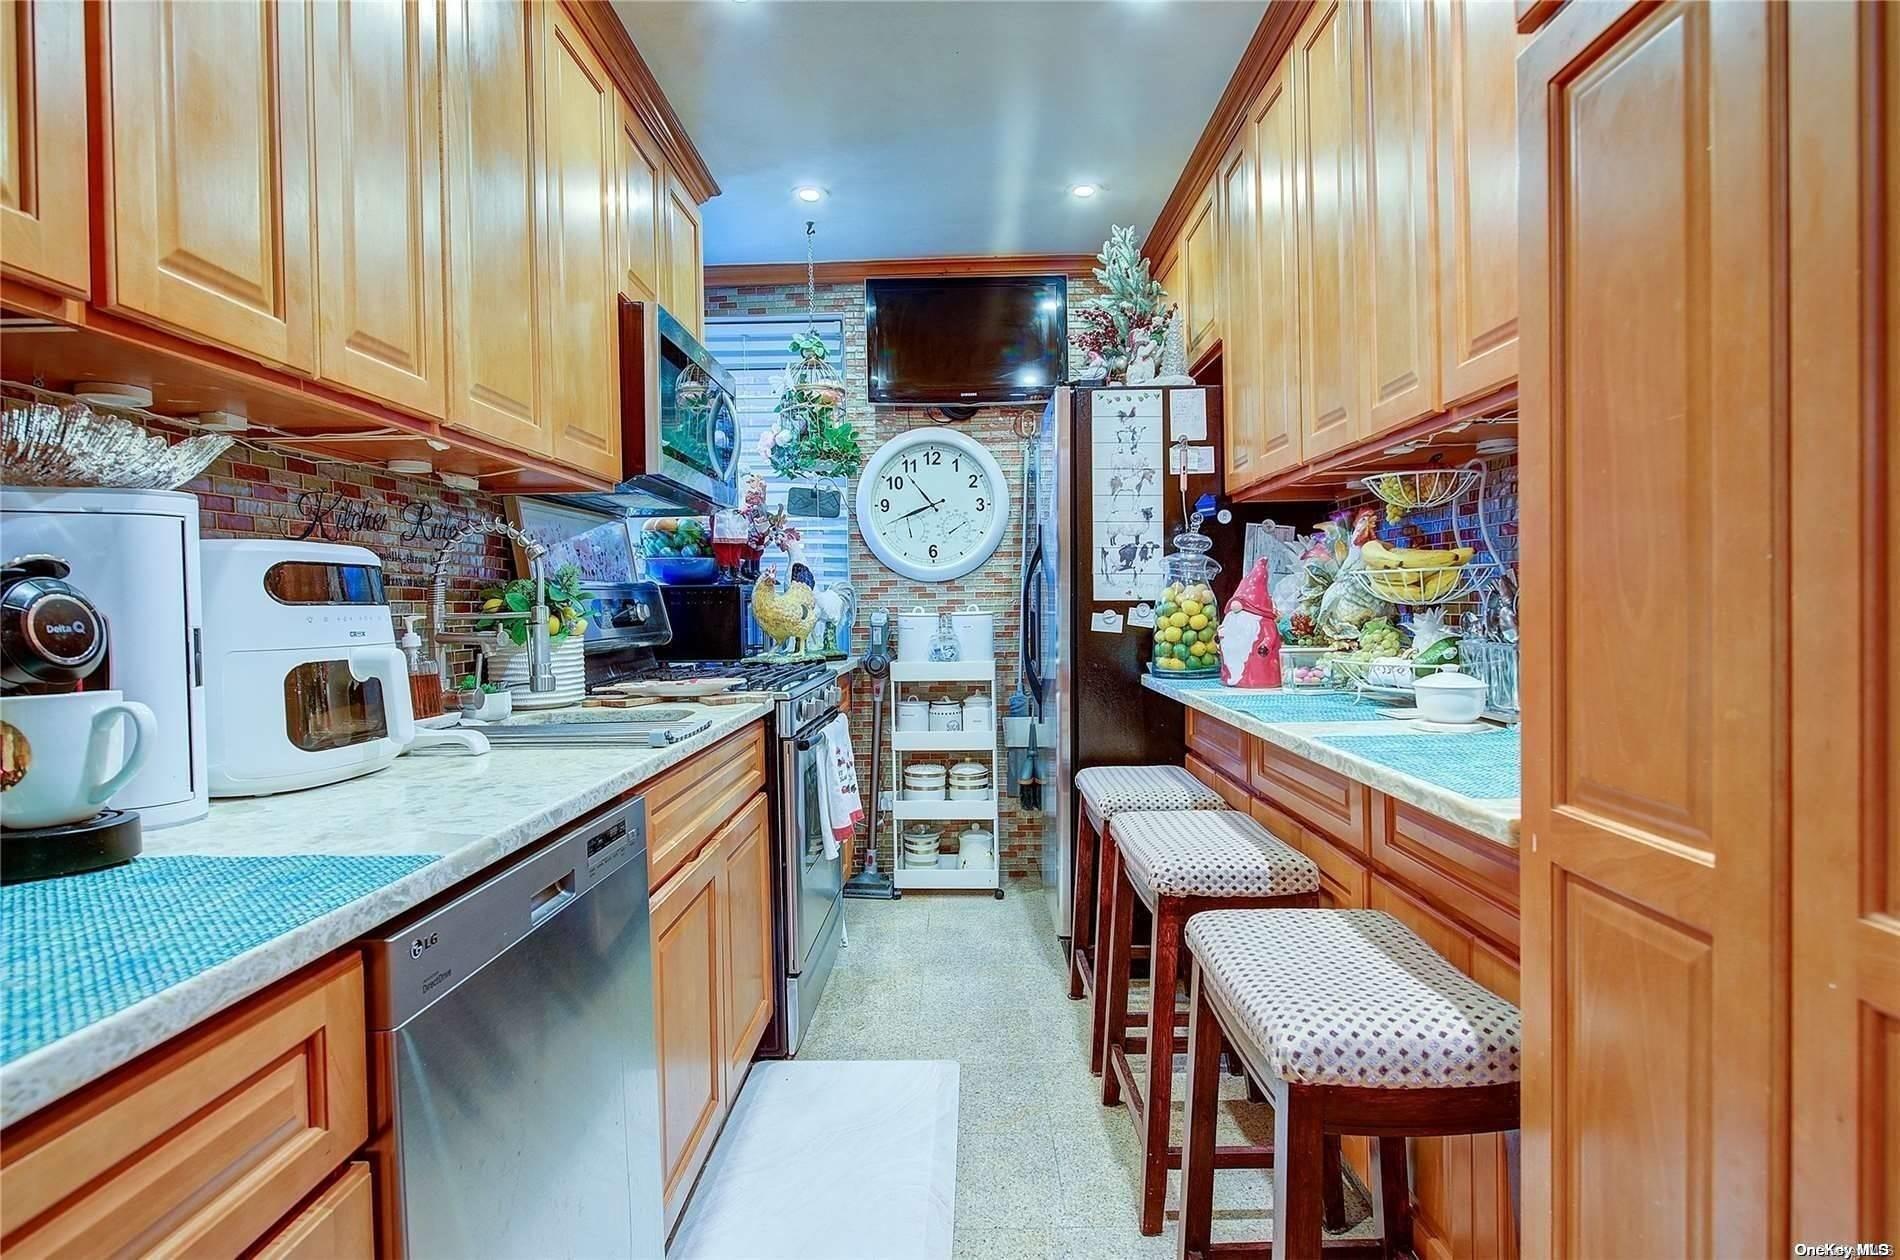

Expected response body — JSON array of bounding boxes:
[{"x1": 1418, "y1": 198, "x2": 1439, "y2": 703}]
[{"x1": 866, "y1": 276, "x2": 1068, "y2": 406}]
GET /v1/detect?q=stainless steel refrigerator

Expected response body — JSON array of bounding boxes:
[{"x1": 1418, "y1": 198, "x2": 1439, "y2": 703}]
[{"x1": 1022, "y1": 385, "x2": 1233, "y2": 936}]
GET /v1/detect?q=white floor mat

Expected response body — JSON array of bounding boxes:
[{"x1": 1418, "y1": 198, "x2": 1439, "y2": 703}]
[{"x1": 668, "y1": 1060, "x2": 959, "y2": 1260}]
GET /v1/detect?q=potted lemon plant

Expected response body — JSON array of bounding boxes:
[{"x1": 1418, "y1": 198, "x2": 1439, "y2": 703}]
[{"x1": 475, "y1": 563, "x2": 593, "y2": 707}]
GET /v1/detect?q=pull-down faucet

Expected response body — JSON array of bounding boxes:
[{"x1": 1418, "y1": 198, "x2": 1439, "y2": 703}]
[{"x1": 429, "y1": 517, "x2": 557, "y2": 693}]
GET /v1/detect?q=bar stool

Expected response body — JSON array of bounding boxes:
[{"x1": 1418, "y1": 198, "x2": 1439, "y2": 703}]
[
  {"x1": 1177, "y1": 909, "x2": 1522, "y2": 1260},
  {"x1": 1096, "y1": 809, "x2": 1322, "y2": 1235},
  {"x1": 1070, "y1": 766, "x2": 1227, "y2": 1005}
]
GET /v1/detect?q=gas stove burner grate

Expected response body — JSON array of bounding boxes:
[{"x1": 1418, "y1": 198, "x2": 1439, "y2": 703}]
[{"x1": 587, "y1": 654, "x2": 830, "y2": 696}]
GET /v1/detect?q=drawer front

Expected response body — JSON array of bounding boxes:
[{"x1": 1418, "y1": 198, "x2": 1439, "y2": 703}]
[
  {"x1": 1251, "y1": 797, "x2": 1370, "y2": 909},
  {"x1": 1184, "y1": 753, "x2": 1253, "y2": 811},
  {"x1": 1370, "y1": 794, "x2": 1520, "y2": 952},
  {"x1": 647, "y1": 722, "x2": 767, "y2": 890},
  {"x1": 252, "y1": 1162, "x2": 372, "y2": 1260},
  {"x1": 1249, "y1": 739, "x2": 1371, "y2": 852},
  {"x1": 1, "y1": 954, "x2": 368, "y2": 1259},
  {"x1": 1184, "y1": 708, "x2": 1251, "y2": 784}
]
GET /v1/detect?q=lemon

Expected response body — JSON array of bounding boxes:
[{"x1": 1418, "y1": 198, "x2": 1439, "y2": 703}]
[
  {"x1": 482, "y1": 597, "x2": 505, "y2": 613},
  {"x1": 1164, "y1": 626, "x2": 1182, "y2": 644},
  {"x1": 1190, "y1": 641, "x2": 1207, "y2": 657},
  {"x1": 1182, "y1": 599, "x2": 1202, "y2": 617},
  {"x1": 547, "y1": 614, "x2": 562, "y2": 636},
  {"x1": 1171, "y1": 612, "x2": 1190, "y2": 629},
  {"x1": 1189, "y1": 613, "x2": 1208, "y2": 631}
]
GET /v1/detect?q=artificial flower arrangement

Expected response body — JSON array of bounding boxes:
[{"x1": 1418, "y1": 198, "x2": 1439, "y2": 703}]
[
  {"x1": 739, "y1": 475, "x2": 802, "y2": 554},
  {"x1": 756, "y1": 330, "x2": 863, "y2": 480}
]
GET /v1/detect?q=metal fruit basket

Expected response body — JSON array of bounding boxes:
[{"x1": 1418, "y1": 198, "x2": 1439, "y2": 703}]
[
  {"x1": 1349, "y1": 560, "x2": 1497, "y2": 607},
  {"x1": 1, "y1": 400, "x2": 230, "y2": 489}
]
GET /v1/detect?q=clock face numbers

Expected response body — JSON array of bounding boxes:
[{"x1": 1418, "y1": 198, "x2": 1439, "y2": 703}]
[{"x1": 867, "y1": 440, "x2": 996, "y2": 570}]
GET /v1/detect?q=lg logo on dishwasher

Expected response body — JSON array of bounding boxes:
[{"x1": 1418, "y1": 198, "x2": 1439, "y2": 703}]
[{"x1": 410, "y1": 931, "x2": 439, "y2": 960}]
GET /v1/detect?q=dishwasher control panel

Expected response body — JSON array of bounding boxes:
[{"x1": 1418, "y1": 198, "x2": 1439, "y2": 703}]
[{"x1": 361, "y1": 796, "x2": 649, "y2": 1030}]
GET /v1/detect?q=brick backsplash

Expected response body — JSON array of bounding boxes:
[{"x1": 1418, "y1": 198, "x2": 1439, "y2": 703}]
[
  {"x1": 711, "y1": 272, "x2": 1102, "y2": 879},
  {"x1": 176, "y1": 443, "x2": 514, "y2": 680}
]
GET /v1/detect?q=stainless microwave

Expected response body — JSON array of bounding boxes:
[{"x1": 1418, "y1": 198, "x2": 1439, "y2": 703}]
[{"x1": 612, "y1": 301, "x2": 740, "y2": 514}]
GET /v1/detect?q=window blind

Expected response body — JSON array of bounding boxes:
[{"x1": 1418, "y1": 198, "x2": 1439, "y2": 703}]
[{"x1": 703, "y1": 317, "x2": 853, "y2": 587}]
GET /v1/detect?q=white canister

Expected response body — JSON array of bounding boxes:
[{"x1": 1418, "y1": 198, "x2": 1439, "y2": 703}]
[
  {"x1": 896, "y1": 696, "x2": 929, "y2": 732},
  {"x1": 950, "y1": 605, "x2": 995, "y2": 662},
  {"x1": 959, "y1": 826, "x2": 995, "y2": 869},
  {"x1": 896, "y1": 606, "x2": 938, "y2": 663},
  {"x1": 961, "y1": 693, "x2": 993, "y2": 730},
  {"x1": 903, "y1": 763, "x2": 947, "y2": 800},
  {"x1": 927, "y1": 698, "x2": 963, "y2": 731}
]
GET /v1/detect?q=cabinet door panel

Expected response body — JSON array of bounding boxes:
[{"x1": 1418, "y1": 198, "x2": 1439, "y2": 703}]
[
  {"x1": 1358, "y1": 0, "x2": 1439, "y2": 433},
  {"x1": 718, "y1": 794, "x2": 774, "y2": 1098},
  {"x1": 1217, "y1": 135, "x2": 1259, "y2": 489},
  {"x1": 1294, "y1": 0, "x2": 1364, "y2": 457},
  {"x1": 652, "y1": 848, "x2": 724, "y2": 1230},
  {"x1": 313, "y1": 0, "x2": 445, "y2": 416},
  {"x1": 540, "y1": 6, "x2": 621, "y2": 479},
  {"x1": 1252, "y1": 65, "x2": 1301, "y2": 479},
  {"x1": 441, "y1": 0, "x2": 547, "y2": 453},
  {"x1": 1433, "y1": 0, "x2": 1519, "y2": 404},
  {"x1": 619, "y1": 101, "x2": 663, "y2": 302},
  {"x1": 1519, "y1": 2, "x2": 1780, "y2": 1254},
  {"x1": 1182, "y1": 181, "x2": 1220, "y2": 363},
  {"x1": 0, "y1": 0, "x2": 87, "y2": 295},
  {"x1": 662, "y1": 170, "x2": 703, "y2": 338},
  {"x1": 104, "y1": 0, "x2": 317, "y2": 371}
]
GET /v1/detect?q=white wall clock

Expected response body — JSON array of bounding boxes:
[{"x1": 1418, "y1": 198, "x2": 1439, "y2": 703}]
[{"x1": 855, "y1": 426, "x2": 1010, "y2": 582}]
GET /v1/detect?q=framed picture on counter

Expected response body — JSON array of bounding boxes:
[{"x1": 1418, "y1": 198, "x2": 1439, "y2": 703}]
[{"x1": 505, "y1": 497, "x2": 639, "y2": 583}]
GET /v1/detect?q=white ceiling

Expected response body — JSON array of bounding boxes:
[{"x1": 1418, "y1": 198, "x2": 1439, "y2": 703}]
[{"x1": 612, "y1": 0, "x2": 1267, "y2": 266}]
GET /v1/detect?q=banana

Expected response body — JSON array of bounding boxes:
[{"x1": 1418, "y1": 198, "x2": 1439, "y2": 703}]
[{"x1": 1361, "y1": 539, "x2": 1403, "y2": 570}]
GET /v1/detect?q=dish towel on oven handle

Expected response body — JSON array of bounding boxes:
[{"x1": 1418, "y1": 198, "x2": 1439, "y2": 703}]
[{"x1": 817, "y1": 713, "x2": 864, "y2": 859}]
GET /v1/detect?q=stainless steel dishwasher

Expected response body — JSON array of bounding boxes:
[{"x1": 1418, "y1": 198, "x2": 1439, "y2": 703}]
[{"x1": 363, "y1": 797, "x2": 665, "y2": 1259}]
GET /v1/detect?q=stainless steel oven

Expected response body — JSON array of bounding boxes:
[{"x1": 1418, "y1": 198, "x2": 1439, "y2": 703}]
[{"x1": 773, "y1": 679, "x2": 846, "y2": 1054}]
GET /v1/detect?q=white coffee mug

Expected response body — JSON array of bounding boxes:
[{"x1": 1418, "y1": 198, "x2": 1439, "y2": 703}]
[{"x1": 0, "y1": 691, "x2": 158, "y2": 829}]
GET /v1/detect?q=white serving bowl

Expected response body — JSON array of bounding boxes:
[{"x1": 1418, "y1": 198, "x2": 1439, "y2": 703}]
[{"x1": 1413, "y1": 667, "x2": 1487, "y2": 724}]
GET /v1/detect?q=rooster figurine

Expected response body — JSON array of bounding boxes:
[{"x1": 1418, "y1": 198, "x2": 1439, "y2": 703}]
[{"x1": 752, "y1": 563, "x2": 818, "y2": 657}]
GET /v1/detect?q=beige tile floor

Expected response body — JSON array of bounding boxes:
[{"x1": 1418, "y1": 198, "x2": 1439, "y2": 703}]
[{"x1": 798, "y1": 880, "x2": 1372, "y2": 1259}]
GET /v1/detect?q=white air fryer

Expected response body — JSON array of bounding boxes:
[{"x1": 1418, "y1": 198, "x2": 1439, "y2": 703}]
[{"x1": 0, "y1": 488, "x2": 209, "y2": 828}]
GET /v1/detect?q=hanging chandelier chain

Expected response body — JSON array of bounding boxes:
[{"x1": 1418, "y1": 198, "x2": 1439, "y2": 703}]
[{"x1": 804, "y1": 220, "x2": 817, "y2": 332}]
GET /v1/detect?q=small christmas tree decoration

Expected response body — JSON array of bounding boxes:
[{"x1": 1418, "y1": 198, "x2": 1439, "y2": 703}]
[{"x1": 1077, "y1": 225, "x2": 1177, "y2": 386}]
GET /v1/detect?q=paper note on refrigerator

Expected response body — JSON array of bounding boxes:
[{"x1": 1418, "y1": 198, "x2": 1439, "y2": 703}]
[
  {"x1": 1127, "y1": 603, "x2": 1157, "y2": 629},
  {"x1": 1168, "y1": 388, "x2": 1208, "y2": 441},
  {"x1": 1168, "y1": 443, "x2": 1216, "y2": 474},
  {"x1": 1092, "y1": 389, "x2": 1165, "y2": 601},
  {"x1": 1089, "y1": 608, "x2": 1125, "y2": 634}
]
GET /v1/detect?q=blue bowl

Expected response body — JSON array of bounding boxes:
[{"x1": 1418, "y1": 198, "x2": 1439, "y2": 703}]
[{"x1": 647, "y1": 556, "x2": 720, "y2": 585}]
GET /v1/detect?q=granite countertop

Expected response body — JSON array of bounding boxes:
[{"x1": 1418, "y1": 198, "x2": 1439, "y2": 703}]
[
  {"x1": 1142, "y1": 675, "x2": 1520, "y2": 847},
  {"x1": 0, "y1": 700, "x2": 772, "y2": 1127}
]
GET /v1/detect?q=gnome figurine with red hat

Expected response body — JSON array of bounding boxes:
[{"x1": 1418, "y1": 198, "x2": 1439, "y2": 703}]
[{"x1": 1218, "y1": 558, "x2": 1284, "y2": 688}]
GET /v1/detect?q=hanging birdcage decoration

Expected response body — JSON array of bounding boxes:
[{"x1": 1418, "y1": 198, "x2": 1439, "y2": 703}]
[{"x1": 762, "y1": 221, "x2": 861, "y2": 485}]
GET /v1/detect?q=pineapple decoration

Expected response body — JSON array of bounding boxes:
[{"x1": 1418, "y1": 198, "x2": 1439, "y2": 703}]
[
  {"x1": 1074, "y1": 225, "x2": 1176, "y2": 386},
  {"x1": 757, "y1": 222, "x2": 863, "y2": 481}
]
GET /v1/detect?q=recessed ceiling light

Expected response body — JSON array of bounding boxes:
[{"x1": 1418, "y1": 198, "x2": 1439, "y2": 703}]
[
  {"x1": 795, "y1": 186, "x2": 825, "y2": 203},
  {"x1": 1070, "y1": 183, "x2": 1098, "y2": 199}
]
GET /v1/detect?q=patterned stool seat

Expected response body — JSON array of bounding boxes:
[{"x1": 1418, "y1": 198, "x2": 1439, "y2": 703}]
[
  {"x1": 1075, "y1": 765, "x2": 1227, "y2": 829},
  {"x1": 1186, "y1": 909, "x2": 1522, "y2": 1090},
  {"x1": 1110, "y1": 809, "x2": 1320, "y2": 900}
]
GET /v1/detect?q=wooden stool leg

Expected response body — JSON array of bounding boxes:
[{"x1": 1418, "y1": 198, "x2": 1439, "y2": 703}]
[
  {"x1": 1176, "y1": 966, "x2": 1222, "y2": 1260},
  {"x1": 1100, "y1": 851, "x2": 1136, "y2": 1106},
  {"x1": 1272, "y1": 1086, "x2": 1324, "y2": 1260},
  {"x1": 1321, "y1": 1134, "x2": 1347, "y2": 1232},
  {"x1": 1370, "y1": 1136, "x2": 1412, "y2": 1259},
  {"x1": 1138, "y1": 898, "x2": 1185, "y2": 1235},
  {"x1": 1089, "y1": 829, "x2": 1123, "y2": 1077},
  {"x1": 1068, "y1": 810, "x2": 1098, "y2": 1000}
]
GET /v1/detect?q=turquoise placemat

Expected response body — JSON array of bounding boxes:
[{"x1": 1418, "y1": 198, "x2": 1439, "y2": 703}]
[
  {"x1": 1317, "y1": 730, "x2": 1521, "y2": 799},
  {"x1": 1212, "y1": 692, "x2": 1400, "y2": 724},
  {"x1": 2, "y1": 853, "x2": 437, "y2": 1064}
]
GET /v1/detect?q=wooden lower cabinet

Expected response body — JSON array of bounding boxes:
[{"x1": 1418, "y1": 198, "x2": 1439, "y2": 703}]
[
  {"x1": 650, "y1": 782, "x2": 777, "y2": 1232},
  {"x1": 0, "y1": 955, "x2": 367, "y2": 1258},
  {"x1": 1186, "y1": 718, "x2": 1520, "y2": 1259},
  {"x1": 252, "y1": 1163, "x2": 373, "y2": 1260}
]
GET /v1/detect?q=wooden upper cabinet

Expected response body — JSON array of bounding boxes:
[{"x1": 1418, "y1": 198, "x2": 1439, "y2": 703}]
[
  {"x1": 1216, "y1": 133, "x2": 1260, "y2": 490},
  {"x1": 1432, "y1": 0, "x2": 1519, "y2": 405},
  {"x1": 312, "y1": 0, "x2": 446, "y2": 417},
  {"x1": 1155, "y1": 245, "x2": 1182, "y2": 336},
  {"x1": 617, "y1": 99, "x2": 664, "y2": 303},
  {"x1": 662, "y1": 170, "x2": 704, "y2": 339},
  {"x1": 1293, "y1": 0, "x2": 1366, "y2": 459},
  {"x1": 1356, "y1": 0, "x2": 1439, "y2": 434},
  {"x1": 1519, "y1": 2, "x2": 1780, "y2": 1255},
  {"x1": 1182, "y1": 180, "x2": 1221, "y2": 363},
  {"x1": 1250, "y1": 64, "x2": 1301, "y2": 480},
  {"x1": 101, "y1": 0, "x2": 317, "y2": 372},
  {"x1": 0, "y1": 0, "x2": 87, "y2": 297},
  {"x1": 718, "y1": 793, "x2": 773, "y2": 1100},
  {"x1": 652, "y1": 840, "x2": 725, "y2": 1231},
  {"x1": 440, "y1": 0, "x2": 549, "y2": 455},
  {"x1": 538, "y1": 4, "x2": 621, "y2": 480}
]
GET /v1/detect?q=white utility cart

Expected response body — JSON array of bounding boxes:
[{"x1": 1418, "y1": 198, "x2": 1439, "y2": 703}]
[{"x1": 886, "y1": 659, "x2": 1003, "y2": 897}]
